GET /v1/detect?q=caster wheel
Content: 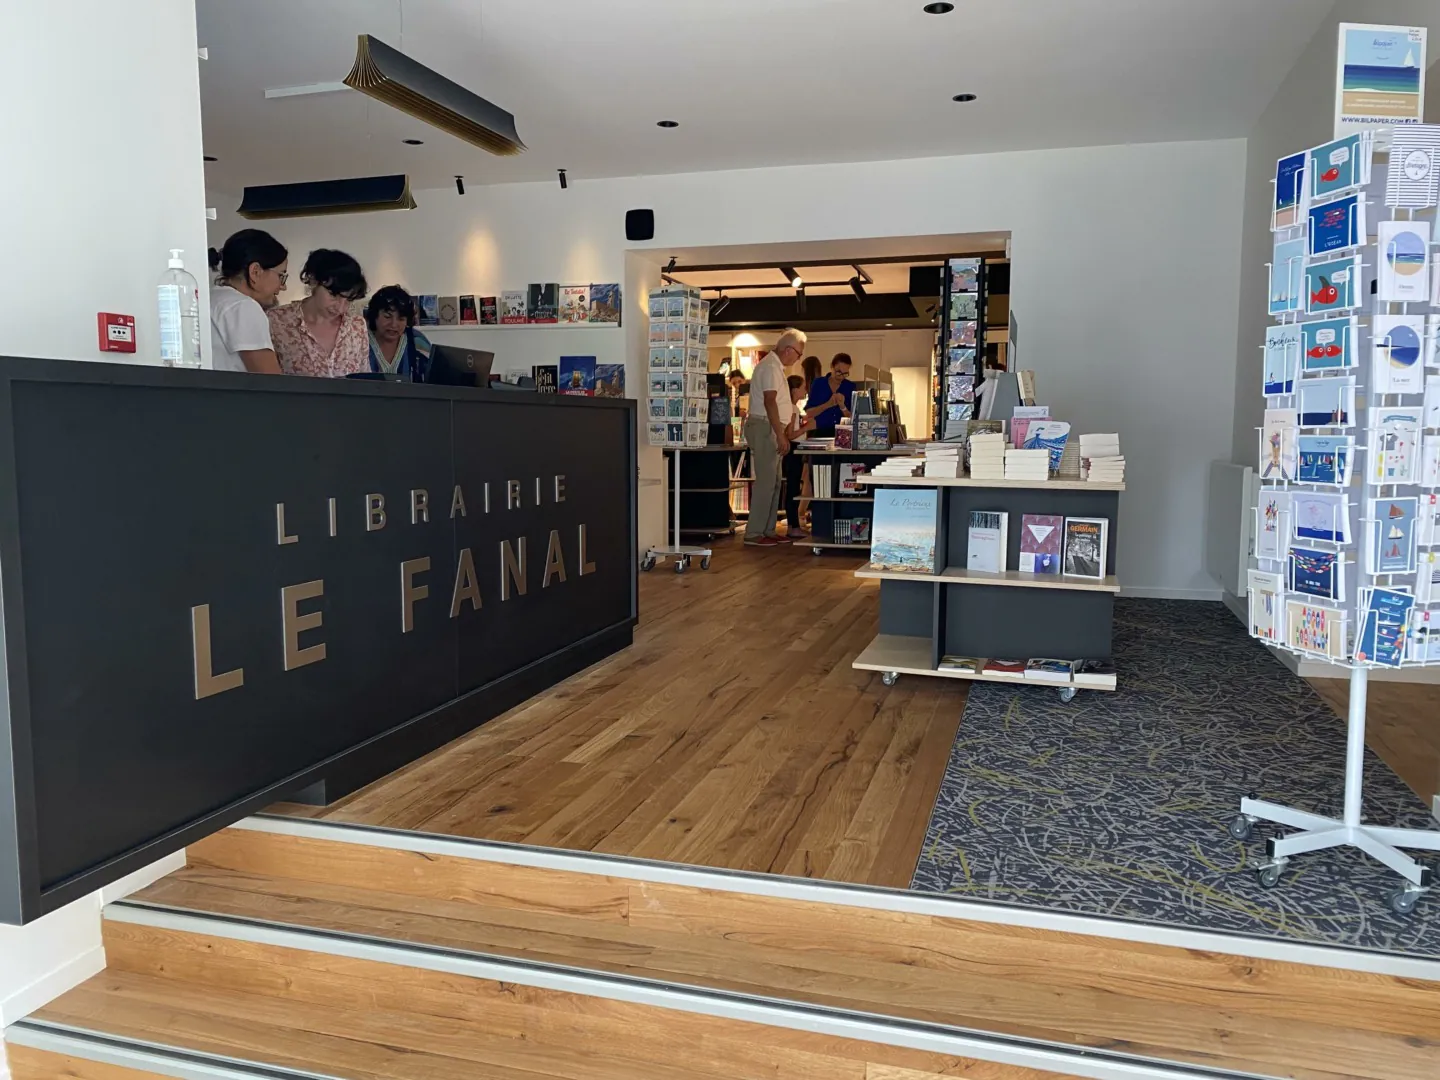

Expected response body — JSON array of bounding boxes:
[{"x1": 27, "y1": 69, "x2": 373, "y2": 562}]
[
  {"x1": 1057, "y1": 686, "x2": 1077, "y2": 703},
  {"x1": 881, "y1": 671, "x2": 899, "y2": 687},
  {"x1": 1228, "y1": 814, "x2": 1255, "y2": 842},
  {"x1": 700, "y1": 555, "x2": 711, "y2": 570},
  {"x1": 812, "y1": 546, "x2": 823, "y2": 556},
  {"x1": 1388, "y1": 887, "x2": 1422, "y2": 916},
  {"x1": 641, "y1": 556, "x2": 657, "y2": 572},
  {"x1": 674, "y1": 558, "x2": 688, "y2": 574},
  {"x1": 1257, "y1": 863, "x2": 1284, "y2": 889}
]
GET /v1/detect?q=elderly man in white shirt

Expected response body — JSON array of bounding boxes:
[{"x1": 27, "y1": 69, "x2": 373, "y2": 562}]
[{"x1": 743, "y1": 327, "x2": 808, "y2": 546}]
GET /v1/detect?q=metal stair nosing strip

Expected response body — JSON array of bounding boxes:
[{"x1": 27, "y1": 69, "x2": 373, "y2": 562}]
[
  {"x1": 59, "y1": 897, "x2": 1276, "y2": 1080},
  {"x1": 234, "y1": 813, "x2": 1440, "y2": 984}
]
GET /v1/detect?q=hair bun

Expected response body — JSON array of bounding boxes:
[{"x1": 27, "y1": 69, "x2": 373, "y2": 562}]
[{"x1": 207, "y1": 247, "x2": 222, "y2": 271}]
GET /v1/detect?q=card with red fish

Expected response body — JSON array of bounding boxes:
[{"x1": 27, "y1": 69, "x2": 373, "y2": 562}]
[
  {"x1": 1305, "y1": 254, "x2": 1362, "y2": 314},
  {"x1": 1300, "y1": 316, "x2": 1358, "y2": 372},
  {"x1": 1307, "y1": 134, "x2": 1369, "y2": 200}
]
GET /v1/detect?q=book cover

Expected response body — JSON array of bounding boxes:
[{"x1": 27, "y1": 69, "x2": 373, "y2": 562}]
[
  {"x1": 1298, "y1": 377, "x2": 1355, "y2": 427},
  {"x1": 1269, "y1": 236, "x2": 1306, "y2": 315},
  {"x1": 1286, "y1": 600, "x2": 1346, "y2": 659},
  {"x1": 533, "y1": 364, "x2": 558, "y2": 393},
  {"x1": 1023, "y1": 659, "x2": 1075, "y2": 683},
  {"x1": 558, "y1": 355, "x2": 596, "y2": 395},
  {"x1": 437, "y1": 295, "x2": 460, "y2": 326},
  {"x1": 458, "y1": 295, "x2": 479, "y2": 325},
  {"x1": 1274, "y1": 151, "x2": 1307, "y2": 228},
  {"x1": 982, "y1": 659, "x2": 1026, "y2": 679},
  {"x1": 527, "y1": 283, "x2": 558, "y2": 323},
  {"x1": 588, "y1": 284, "x2": 621, "y2": 324},
  {"x1": 1300, "y1": 316, "x2": 1357, "y2": 372},
  {"x1": 417, "y1": 294, "x2": 440, "y2": 326},
  {"x1": 1018, "y1": 513, "x2": 1063, "y2": 574},
  {"x1": 1307, "y1": 194, "x2": 1365, "y2": 256},
  {"x1": 1372, "y1": 315, "x2": 1426, "y2": 394},
  {"x1": 1298, "y1": 435, "x2": 1352, "y2": 486},
  {"x1": 1288, "y1": 546, "x2": 1344, "y2": 601},
  {"x1": 1291, "y1": 492, "x2": 1349, "y2": 544},
  {"x1": 1062, "y1": 517, "x2": 1106, "y2": 579},
  {"x1": 1308, "y1": 134, "x2": 1365, "y2": 200},
  {"x1": 1072, "y1": 659, "x2": 1117, "y2": 687},
  {"x1": 559, "y1": 285, "x2": 589, "y2": 324},
  {"x1": 838, "y1": 462, "x2": 866, "y2": 494},
  {"x1": 1378, "y1": 219, "x2": 1432, "y2": 302},
  {"x1": 966, "y1": 510, "x2": 1008, "y2": 573},
  {"x1": 937, "y1": 656, "x2": 981, "y2": 673},
  {"x1": 1304, "y1": 254, "x2": 1362, "y2": 313},
  {"x1": 1370, "y1": 408, "x2": 1422, "y2": 484},
  {"x1": 1256, "y1": 489, "x2": 1288, "y2": 560},
  {"x1": 1023, "y1": 420, "x2": 1071, "y2": 472},
  {"x1": 1367, "y1": 497, "x2": 1418, "y2": 575},
  {"x1": 1247, "y1": 569, "x2": 1284, "y2": 641},
  {"x1": 1386, "y1": 125, "x2": 1440, "y2": 208},
  {"x1": 870, "y1": 488, "x2": 940, "y2": 574},
  {"x1": 500, "y1": 290, "x2": 527, "y2": 324},
  {"x1": 593, "y1": 363, "x2": 625, "y2": 398},
  {"x1": 1264, "y1": 323, "x2": 1300, "y2": 392},
  {"x1": 480, "y1": 296, "x2": 498, "y2": 324},
  {"x1": 1356, "y1": 587, "x2": 1415, "y2": 668}
]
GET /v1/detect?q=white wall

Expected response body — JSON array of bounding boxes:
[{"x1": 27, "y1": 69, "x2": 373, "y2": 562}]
[
  {"x1": 215, "y1": 137, "x2": 1247, "y2": 596},
  {"x1": 0, "y1": 1, "x2": 206, "y2": 1070}
]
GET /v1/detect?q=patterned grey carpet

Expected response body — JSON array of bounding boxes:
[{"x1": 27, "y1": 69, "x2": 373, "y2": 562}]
[{"x1": 910, "y1": 598, "x2": 1440, "y2": 958}]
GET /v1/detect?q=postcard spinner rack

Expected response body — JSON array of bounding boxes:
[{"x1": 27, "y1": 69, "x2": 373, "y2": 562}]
[{"x1": 1243, "y1": 129, "x2": 1440, "y2": 916}]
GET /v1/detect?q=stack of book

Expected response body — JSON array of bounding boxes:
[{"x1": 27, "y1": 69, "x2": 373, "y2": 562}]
[
  {"x1": 969, "y1": 433, "x2": 1006, "y2": 479},
  {"x1": 1080, "y1": 433, "x2": 1125, "y2": 484},
  {"x1": 1005, "y1": 448, "x2": 1050, "y2": 482},
  {"x1": 871, "y1": 455, "x2": 924, "y2": 478},
  {"x1": 923, "y1": 443, "x2": 963, "y2": 478}
]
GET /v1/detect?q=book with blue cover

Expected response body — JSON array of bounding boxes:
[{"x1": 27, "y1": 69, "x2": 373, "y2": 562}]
[
  {"x1": 587, "y1": 284, "x2": 621, "y2": 324},
  {"x1": 1269, "y1": 236, "x2": 1306, "y2": 315},
  {"x1": 1274, "y1": 151, "x2": 1308, "y2": 229},
  {"x1": 869, "y1": 489, "x2": 941, "y2": 574},
  {"x1": 1307, "y1": 194, "x2": 1365, "y2": 255},
  {"x1": 1297, "y1": 435, "x2": 1353, "y2": 486},
  {"x1": 1301, "y1": 316, "x2": 1358, "y2": 372},
  {"x1": 1288, "y1": 546, "x2": 1344, "y2": 601},
  {"x1": 1305, "y1": 255, "x2": 1363, "y2": 313},
  {"x1": 1022, "y1": 420, "x2": 1071, "y2": 471},
  {"x1": 558, "y1": 355, "x2": 596, "y2": 395},
  {"x1": 1356, "y1": 587, "x2": 1415, "y2": 668},
  {"x1": 1366, "y1": 497, "x2": 1418, "y2": 576},
  {"x1": 1264, "y1": 323, "x2": 1300, "y2": 393}
]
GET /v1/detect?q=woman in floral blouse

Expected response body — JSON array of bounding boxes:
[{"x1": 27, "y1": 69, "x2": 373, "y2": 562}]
[{"x1": 268, "y1": 249, "x2": 370, "y2": 378}]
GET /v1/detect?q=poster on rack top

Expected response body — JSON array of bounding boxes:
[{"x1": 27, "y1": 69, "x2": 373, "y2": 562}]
[{"x1": 1335, "y1": 24, "x2": 1426, "y2": 144}]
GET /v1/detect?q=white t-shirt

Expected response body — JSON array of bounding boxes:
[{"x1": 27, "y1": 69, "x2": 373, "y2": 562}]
[
  {"x1": 210, "y1": 285, "x2": 274, "y2": 372},
  {"x1": 748, "y1": 353, "x2": 793, "y2": 427}
]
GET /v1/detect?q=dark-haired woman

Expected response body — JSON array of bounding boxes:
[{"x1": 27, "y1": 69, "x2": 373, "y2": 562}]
[
  {"x1": 209, "y1": 229, "x2": 288, "y2": 373},
  {"x1": 268, "y1": 249, "x2": 369, "y2": 378},
  {"x1": 365, "y1": 285, "x2": 433, "y2": 380}
]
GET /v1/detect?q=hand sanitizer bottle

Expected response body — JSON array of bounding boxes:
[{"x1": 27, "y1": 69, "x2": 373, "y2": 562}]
[{"x1": 157, "y1": 249, "x2": 202, "y2": 367}]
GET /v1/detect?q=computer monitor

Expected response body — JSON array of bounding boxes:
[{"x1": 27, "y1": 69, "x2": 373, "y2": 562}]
[{"x1": 426, "y1": 345, "x2": 494, "y2": 387}]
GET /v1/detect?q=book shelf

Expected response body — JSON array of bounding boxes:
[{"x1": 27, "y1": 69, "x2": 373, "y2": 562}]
[
  {"x1": 796, "y1": 447, "x2": 916, "y2": 555},
  {"x1": 851, "y1": 476, "x2": 1122, "y2": 700}
]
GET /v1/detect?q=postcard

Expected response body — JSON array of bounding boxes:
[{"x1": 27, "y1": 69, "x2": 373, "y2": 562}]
[
  {"x1": 1270, "y1": 236, "x2": 1307, "y2": 315},
  {"x1": 1372, "y1": 315, "x2": 1427, "y2": 394},
  {"x1": 1371, "y1": 408, "x2": 1422, "y2": 485},
  {"x1": 1256, "y1": 489, "x2": 1288, "y2": 561},
  {"x1": 1298, "y1": 434, "x2": 1353, "y2": 486},
  {"x1": 1274, "y1": 151, "x2": 1308, "y2": 229},
  {"x1": 1336, "y1": 24, "x2": 1425, "y2": 141},
  {"x1": 1288, "y1": 545, "x2": 1344, "y2": 602},
  {"x1": 1366, "y1": 497, "x2": 1418, "y2": 576},
  {"x1": 1307, "y1": 193, "x2": 1366, "y2": 256},
  {"x1": 1308, "y1": 134, "x2": 1365, "y2": 199},
  {"x1": 1305, "y1": 255, "x2": 1363, "y2": 313},
  {"x1": 1248, "y1": 569, "x2": 1284, "y2": 642},
  {"x1": 1301, "y1": 316, "x2": 1358, "y2": 372},
  {"x1": 1292, "y1": 492, "x2": 1350, "y2": 544},
  {"x1": 1356, "y1": 587, "x2": 1415, "y2": 668},
  {"x1": 1298, "y1": 376, "x2": 1355, "y2": 427},
  {"x1": 1421, "y1": 494, "x2": 1440, "y2": 547},
  {"x1": 1425, "y1": 378, "x2": 1440, "y2": 428},
  {"x1": 1377, "y1": 219, "x2": 1432, "y2": 302},
  {"x1": 1264, "y1": 323, "x2": 1300, "y2": 392},
  {"x1": 1423, "y1": 437, "x2": 1440, "y2": 487},
  {"x1": 1386, "y1": 124, "x2": 1440, "y2": 208},
  {"x1": 1287, "y1": 600, "x2": 1347, "y2": 659},
  {"x1": 1260, "y1": 409, "x2": 1298, "y2": 479}
]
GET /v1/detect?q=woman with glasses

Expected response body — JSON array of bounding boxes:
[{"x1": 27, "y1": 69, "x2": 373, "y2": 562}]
[
  {"x1": 207, "y1": 229, "x2": 288, "y2": 373},
  {"x1": 364, "y1": 285, "x2": 433, "y2": 381},
  {"x1": 268, "y1": 248, "x2": 370, "y2": 378}
]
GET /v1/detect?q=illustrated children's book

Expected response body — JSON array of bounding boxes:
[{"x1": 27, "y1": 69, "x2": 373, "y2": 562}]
[
  {"x1": 1298, "y1": 435, "x2": 1353, "y2": 486},
  {"x1": 588, "y1": 284, "x2": 621, "y2": 324},
  {"x1": 501, "y1": 290, "x2": 527, "y2": 324},
  {"x1": 1248, "y1": 569, "x2": 1284, "y2": 642},
  {"x1": 1305, "y1": 254, "x2": 1363, "y2": 314},
  {"x1": 1300, "y1": 316, "x2": 1358, "y2": 372},
  {"x1": 870, "y1": 489, "x2": 940, "y2": 574},
  {"x1": 593, "y1": 363, "x2": 625, "y2": 398},
  {"x1": 1286, "y1": 599, "x2": 1346, "y2": 659},
  {"x1": 1274, "y1": 151, "x2": 1308, "y2": 229},
  {"x1": 1356, "y1": 587, "x2": 1415, "y2": 668},
  {"x1": 1018, "y1": 514, "x2": 1063, "y2": 574},
  {"x1": 1372, "y1": 315, "x2": 1426, "y2": 394},
  {"x1": 1264, "y1": 323, "x2": 1300, "y2": 392},
  {"x1": 1377, "y1": 219, "x2": 1432, "y2": 302},
  {"x1": 1366, "y1": 497, "x2": 1418, "y2": 576},
  {"x1": 1288, "y1": 546, "x2": 1345, "y2": 602},
  {"x1": 1291, "y1": 492, "x2": 1350, "y2": 544},
  {"x1": 558, "y1": 355, "x2": 596, "y2": 396},
  {"x1": 1307, "y1": 193, "x2": 1366, "y2": 256},
  {"x1": 1270, "y1": 236, "x2": 1306, "y2": 315},
  {"x1": 1256, "y1": 489, "x2": 1288, "y2": 561},
  {"x1": 1298, "y1": 377, "x2": 1355, "y2": 427},
  {"x1": 527, "y1": 283, "x2": 558, "y2": 323},
  {"x1": 559, "y1": 285, "x2": 589, "y2": 324},
  {"x1": 1369, "y1": 408, "x2": 1422, "y2": 485},
  {"x1": 966, "y1": 510, "x2": 1008, "y2": 573}
]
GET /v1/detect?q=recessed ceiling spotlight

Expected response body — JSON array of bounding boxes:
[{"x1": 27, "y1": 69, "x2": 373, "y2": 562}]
[
  {"x1": 885, "y1": 323, "x2": 894, "y2": 327},
  {"x1": 656, "y1": 120, "x2": 679, "y2": 128},
  {"x1": 203, "y1": 155, "x2": 218, "y2": 162},
  {"x1": 952, "y1": 93, "x2": 977, "y2": 103},
  {"x1": 923, "y1": 2, "x2": 955, "y2": 12},
  {"x1": 403, "y1": 138, "x2": 424, "y2": 145}
]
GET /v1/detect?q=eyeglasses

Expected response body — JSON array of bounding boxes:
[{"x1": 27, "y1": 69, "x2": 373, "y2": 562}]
[{"x1": 276, "y1": 270, "x2": 289, "y2": 286}]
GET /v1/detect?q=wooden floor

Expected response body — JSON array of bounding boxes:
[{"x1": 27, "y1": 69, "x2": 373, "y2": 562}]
[{"x1": 274, "y1": 535, "x2": 1440, "y2": 886}]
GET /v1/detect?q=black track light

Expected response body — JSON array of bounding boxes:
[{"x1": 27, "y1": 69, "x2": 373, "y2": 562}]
[
  {"x1": 558, "y1": 168, "x2": 568, "y2": 189},
  {"x1": 779, "y1": 266, "x2": 802, "y2": 289},
  {"x1": 454, "y1": 175, "x2": 465, "y2": 195},
  {"x1": 796, "y1": 285, "x2": 807, "y2": 315},
  {"x1": 666, "y1": 256, "x2": 677, "y2": 273},
  {"x1": 849, "y1": 276, "x2": 867, "y2": 303},
  {"x1": 711, "y1": 294, "x2": 731, "y2": 318}
]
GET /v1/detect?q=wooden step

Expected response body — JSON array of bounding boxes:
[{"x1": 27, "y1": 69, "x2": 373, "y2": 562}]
[{"x1": 86, "y1": 822, "x2": 1440, "y2": 1080}]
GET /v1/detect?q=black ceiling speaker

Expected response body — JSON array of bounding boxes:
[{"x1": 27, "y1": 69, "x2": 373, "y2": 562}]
[
  {"x1": 626, "y1": 208, "x2": 655, "y2": 241},
  {"x1": 344, "y1": 35, "x2": 525, "y2": 156},
  {"x1": 237, "y1": 174, "x2": 417, "y2": 219}
]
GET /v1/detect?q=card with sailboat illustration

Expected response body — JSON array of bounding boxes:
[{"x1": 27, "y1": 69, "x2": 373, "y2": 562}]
[
  {"x1": 1298, "y1": 376, "x2": 1356, "y2": 427},
  {"x1": 1372, "y1": 315, "x2": 1427, "y2": 394},
  {"x1": 1264, "y1": 323, "x2": 1301, "y2": 392},
  {"x1": 1269, "y1": 236, "x2": 1307, "y2": 315},
  {"x1": 1377, "y1": 219, "x2": 1432, "y2": 302},
  {"x1": 1305, "y1": 254, "x2": 1363, "y2": 313},
  {"x1": 1298, "y1": 435, "x2": 1354, "y2": 486},
  {"x1": 1366, "y1": 497, "x2": 1418, "y2": 576},
  {"x1": 1301, "y1": 316, "x2": 1359, "y2": 372},
  {"x1": 1291, "y1": 492, "x2": 1351, "y2": 544}
]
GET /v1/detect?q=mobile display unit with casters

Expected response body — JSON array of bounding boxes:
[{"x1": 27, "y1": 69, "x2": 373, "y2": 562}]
[
  {"x1": 643, "y1": 448, "x2": 713, "y2": 574},
  {"x1": 1240, "y1": 126, "x2": 1440, "y2": 915},
  {"x1": 851, "y1": 473, "x2": 1124, "y2": 702},
  {"x1": 797, "y1": 447, "x2": 918, "y2": 556}
]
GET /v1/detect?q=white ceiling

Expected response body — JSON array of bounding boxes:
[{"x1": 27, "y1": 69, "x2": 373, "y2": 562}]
[{"x1": 197, "y1": 0, "x2": 1334, "y2": 194}]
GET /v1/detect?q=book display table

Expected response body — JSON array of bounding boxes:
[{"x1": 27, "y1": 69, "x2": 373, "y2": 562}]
[
  {"x1": 851, "y1": 474, "x2": 1124, "y2": 701},
  {"x1": 796, "y1": 447, "x2": 918, "y2": 555}
]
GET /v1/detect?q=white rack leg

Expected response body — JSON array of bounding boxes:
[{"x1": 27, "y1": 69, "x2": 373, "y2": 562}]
[{"x1": 642, "y1": 449, "x2": 712, "y2": 573}]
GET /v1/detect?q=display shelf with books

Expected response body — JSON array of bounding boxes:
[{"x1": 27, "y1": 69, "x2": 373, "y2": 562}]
[
  {"x1": 795, "y1": 446, "x2": 917, "y2": 555},
  {"x1": 852, "y1": 475, "x2": 1122, "y2": 700},
  {"x1": 1239, "y1": 121, "x2": 1440, "y2": 914}
]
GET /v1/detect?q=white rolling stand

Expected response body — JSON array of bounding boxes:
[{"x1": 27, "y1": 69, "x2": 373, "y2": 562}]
[{"x1": 642, "y1": 448, "x2": 712, "y2": 574}]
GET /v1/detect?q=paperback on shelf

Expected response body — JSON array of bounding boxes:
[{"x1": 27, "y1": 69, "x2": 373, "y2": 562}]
[
  {"x1": 480, "y1": 296, "x2": 498, "y2": 324},
  {"x1": 458, "y1": 295, "x2": 479, "y2": 325},
  {"x1": 1062, "y1": 517, "x2": 1107, "y2": 579},
  {"x1": 982, "y1": 659, "x2": 1026, "y2": 679},
  {"x1": 969, "y1": 432, "x2": 1006, "y2": 479},
  {"x1": 1005, "y1": 448, "x2": 1050, "y2": 482},
  {"x1": 588, "y1": 284, "x2": 621, "y2": 324},
  {"x1": 438, "y1": 295, "x2": 460, "y2": 325},
  {"x1": 1071, "y1": 659, "x2": 1117, "y2": 689},
  {"x1": 527, "y1": 283, "x2": 558, "y2": 323},
  {"x1": 966, "y1": 510, "x2": 1008, "y2": 573},
  {"x1": 1023, "y1": 659, "x2": 1074, "y2": 683},
  {"x1": 558, "y1": 355, "x2": 596, "y2": 396},
  {"x1": 870, "y1": 488, "x2": 940, "y2": 574},
  {"x1": 559, "y1": 285, "x2": 589, "y2": 324},
  {"x1": 1018, "y1": 514, "x2": 1063, "y2": 574},
  {"x1": 500, "y1": 290, "x2": 527, "y2": 324},
  {"x1": 937, "y1": 655, "x2": 981, "y2": 674},
  {"x1": 417, "y1": 294, "x2": 440, "y2": 325}
]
